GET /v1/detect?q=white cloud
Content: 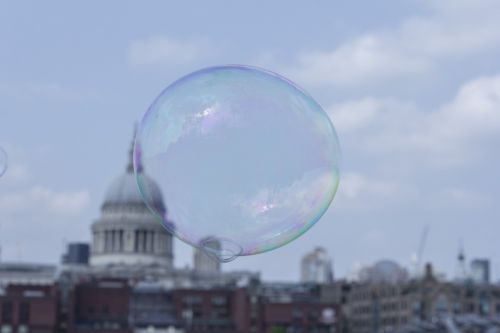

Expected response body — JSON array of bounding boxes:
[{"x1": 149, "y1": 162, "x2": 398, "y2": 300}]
[
  {"x1": 30, "y1": 186, "x2": 90, "y2": 215},
  {"x1": 128, "y1": 35, "x2": 211, "y2": 67},
  {"x1": 288, "y1": 1, "x2": 500, "y2": 87},
  {"x1": 328, "y1": 98, "x2": 415, "y2": 133},
  {"x1": 430, "y1": 75, "x2": 500, "y2": 140},
  {"x1": 329, "y1": 74, "x2": 500, "y2": 165},
  {"x1": 0, "y1": 186, "x2": 90, "y2": 217},
  {"x1": 412, "y1": 75, "x2": 500, "y2": 162},
  {"x1": 323, "y1": 74, "x2": 498, "y2": 215},
  {"x1": 339, "y1": 172, "x2": 405, "y2": 200},
  {"x1": 292, "y1": 35, "x2": 429, "y2": 86},
  {"x1": 0, "y1": 144, "x2": 91, "y2": 263}
]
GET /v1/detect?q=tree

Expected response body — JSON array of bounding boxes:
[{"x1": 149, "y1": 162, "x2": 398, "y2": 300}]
[{"x1": 270, "y1": 327, "x2": 286, "y2": 333}]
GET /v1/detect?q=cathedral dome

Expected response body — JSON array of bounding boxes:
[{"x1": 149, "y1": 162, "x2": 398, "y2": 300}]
[
  {"x1": 101, "y1": 138, "x2": 165, "y2": 214},
  {"x1": 358, "y1": 260, "x2": 409, "y2": 284},
  {"x1": 103, "y1": 172, "x2": 165, "y2": 213}
]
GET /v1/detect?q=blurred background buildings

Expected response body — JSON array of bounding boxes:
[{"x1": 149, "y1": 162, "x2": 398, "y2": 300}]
[
  {"x1": 300, "y1": 247, "x2": 333, "y2": 285},
  {"x1": 0, "y1": 133, "x2": 498, "y2": 333}
]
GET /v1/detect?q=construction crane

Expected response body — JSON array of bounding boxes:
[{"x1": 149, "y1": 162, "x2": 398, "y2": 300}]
[{"x1": 415, "y1": 225, "x2": 430, "y2": 277}]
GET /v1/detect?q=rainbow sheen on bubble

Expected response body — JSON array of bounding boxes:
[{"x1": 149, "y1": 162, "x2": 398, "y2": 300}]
[
  {"x1": 134, "y1": 65, "x2": 340, "y2": 262},
  {"x1": 0, "y1": 146, "x2": 7, "y2": 178}
]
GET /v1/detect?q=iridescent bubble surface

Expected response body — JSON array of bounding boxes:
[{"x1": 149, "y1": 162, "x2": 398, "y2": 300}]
[
  {"x1": 135, "y1": 65, "x2": 341, "y2": 262},
  {"x1": 0, "y1": 146, "x2": 7, "y2": 178}
]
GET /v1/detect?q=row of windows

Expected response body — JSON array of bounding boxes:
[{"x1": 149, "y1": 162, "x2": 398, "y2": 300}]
[
  {"x1": 352, "y1": 286, "x2": 500, "y2": 304},
  {"x1": 380, "y1": 301, "x2": 407, "y2": 312},
  {"x1": 381, "y1": 316, "x2": 408, "y2": 326},
  {"x1": 352, "y1": 300, "x2": 500, "y2": 319},
  {"x1": 351, "y1": 316, "x2": 408, "y2": 328},
  {"x1": 1, "y1": 302, "x2": 30, "y2": 324},
  {"x1": 182, "y1": 295, "x2": 230, "y2": 306},
  {"x1": 350, "y1": 287, "x2": 401, "y2": 301},
  {"x1": 1, "y1": 325, "x2": 29, "y2": 333},
  {"x1": 352, "y1": 301, "x2": 408, "y2": 315}
]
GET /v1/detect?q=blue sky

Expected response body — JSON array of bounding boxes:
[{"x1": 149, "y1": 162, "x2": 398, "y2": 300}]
[{"x1": 1, "y1": 0, "x2": 500, "y2": 281}]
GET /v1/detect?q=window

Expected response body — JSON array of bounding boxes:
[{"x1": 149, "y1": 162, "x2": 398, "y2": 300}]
[
  {"x1": 1, "y1": 302, "x2": 13, "y2": 323},
  {"x1": 292, "y1": 309, "x2": 303, "y2": 319},
  {"x1": 480, "y1": 298, "x2": 490, "y2": 315},
  {"x1": 211, "y1": 296, "x2": 227, "y2": 306},
  {"x1": 183, "y1": 295, "x2": 202, "y2": 305},
  {"x1": 19, "y1": 303, "x2": 30, "y2": 324}
]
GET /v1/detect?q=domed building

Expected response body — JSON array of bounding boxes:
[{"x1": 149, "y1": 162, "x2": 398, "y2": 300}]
[
  {"x1": 90, "y1": 135, "x2": 173, "y2": 268},
  {"x1": 357, "y1": 260, "x2": 409, "y2": 284}
]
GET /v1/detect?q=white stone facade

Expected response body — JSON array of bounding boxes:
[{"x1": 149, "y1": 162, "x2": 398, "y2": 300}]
[{"x1": 90, "y1": 137, "x2": 173, "y2": 269}]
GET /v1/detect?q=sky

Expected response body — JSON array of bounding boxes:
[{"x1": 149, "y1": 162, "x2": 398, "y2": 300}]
[{"x1": 1, "y1": 0, "x2": 500, "y2": 281}]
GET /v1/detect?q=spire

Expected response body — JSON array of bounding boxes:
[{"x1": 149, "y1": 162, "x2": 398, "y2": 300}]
[{"x1": 127, "y1": 124, "x2": 143, "y2": 173}]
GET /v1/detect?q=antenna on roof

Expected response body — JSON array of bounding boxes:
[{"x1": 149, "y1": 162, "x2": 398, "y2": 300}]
[{"x1": 456, "y1": 238, "x2": 468, "y2": 281}]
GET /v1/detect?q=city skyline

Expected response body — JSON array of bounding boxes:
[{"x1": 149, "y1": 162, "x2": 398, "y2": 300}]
[{"x1": 1, "y1": 1, "x2": 500, "y2": 281}]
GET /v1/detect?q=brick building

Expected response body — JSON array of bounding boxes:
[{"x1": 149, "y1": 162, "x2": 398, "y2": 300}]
[
  {"x1": 67, "y1": 279, "x2": 131, "y2": 333},
  {"x1": 63, "y1": 278, "x2": 340, "y2": 333},
  {"x1": 249, "y1": 283, "x2": 340, "y2": 333},
  {"x1": 172, "y1": 288, "x2": 244, "y2": 333},
  {"x1": 129, "y1": 282, "x2": 176, "y2": 329},
  {"x1": 0, "y1": 284, "x2": 59, "y2": 333},
  {"x1": 259, "y1": 302, "x2": 338, "y2": 333}
]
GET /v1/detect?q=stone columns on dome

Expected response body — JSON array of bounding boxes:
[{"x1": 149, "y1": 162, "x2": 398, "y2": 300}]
[{"x1": 125, "y1": 229, "x2": 134, "y2": 252}]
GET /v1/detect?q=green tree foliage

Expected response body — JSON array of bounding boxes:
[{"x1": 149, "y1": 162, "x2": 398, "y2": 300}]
[{"x1": 270, "y1": 327, "x2": 286, "y2": 333}]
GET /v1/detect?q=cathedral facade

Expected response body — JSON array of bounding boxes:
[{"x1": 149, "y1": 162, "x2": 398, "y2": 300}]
[{"x1": 90, "y1": 137, "x2": 174, "y2": 268}]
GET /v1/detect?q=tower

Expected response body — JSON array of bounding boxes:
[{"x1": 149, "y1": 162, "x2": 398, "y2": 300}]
[
  {"x1": 300, "y1": 247, "x2": 334, "y2": 284},
  {"x1": 193, "y1": 238, "x2": 221, "y2": 275},
  {"x1": 455, "y1": 239, "x2": 468, "y2": 281}
]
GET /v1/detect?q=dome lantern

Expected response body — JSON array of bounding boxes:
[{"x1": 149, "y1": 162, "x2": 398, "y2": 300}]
[{"x1": 101, "y1": 129, "x2": 165, "y2": 214}]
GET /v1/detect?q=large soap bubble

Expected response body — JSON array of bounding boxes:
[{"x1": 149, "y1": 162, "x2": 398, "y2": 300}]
[
  {"x1": 134, "y1": 65, "x2": 340, "y2": 262},
  {"x1": 0, "y1": 146, "x2": 7, "y2": 178}
]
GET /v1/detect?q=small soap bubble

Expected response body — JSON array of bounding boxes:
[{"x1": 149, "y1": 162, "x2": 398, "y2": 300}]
[
  {"x1": 0, "y1": 146, "x2": 7, "y2": 178},
  {"x1": 134, "y1": 65, "x2": 341, "y2": 262}
]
